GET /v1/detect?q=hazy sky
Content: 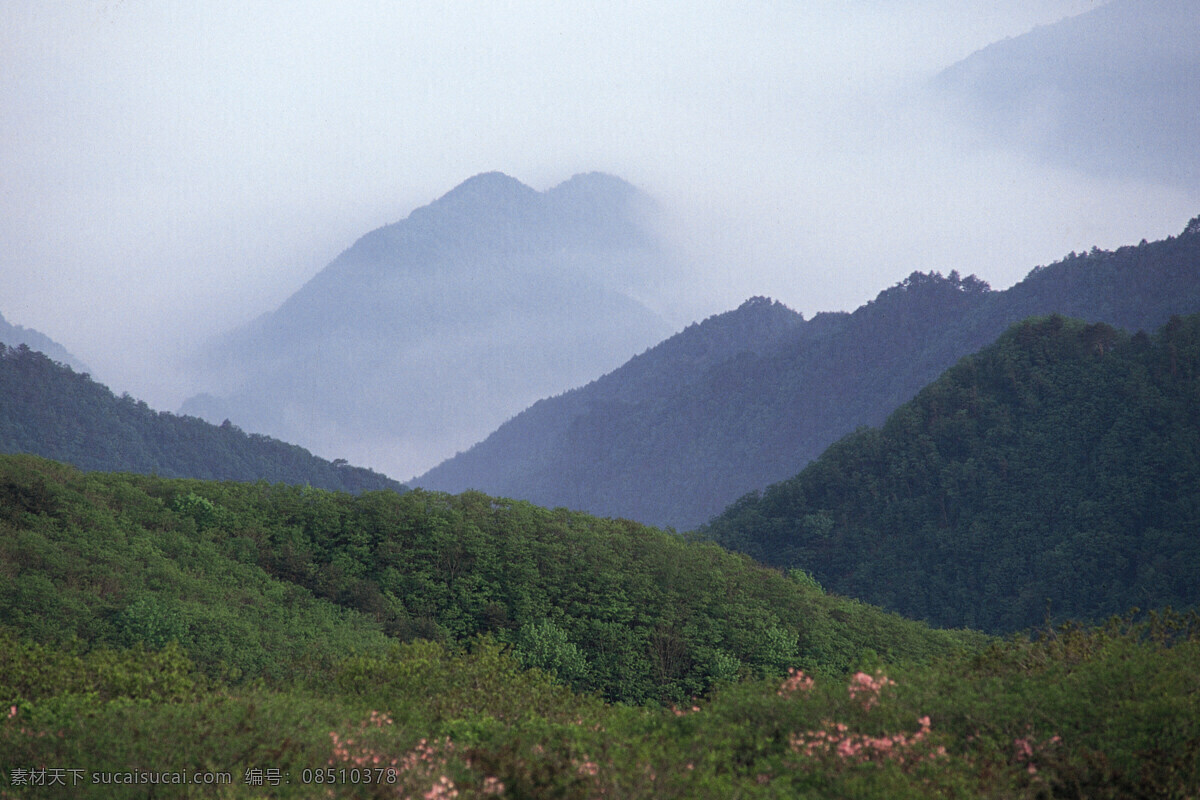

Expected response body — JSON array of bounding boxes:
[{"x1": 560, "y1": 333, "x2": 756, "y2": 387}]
[{"x1": 3, "y1": 1, "x2": 1197, "y2": 411}]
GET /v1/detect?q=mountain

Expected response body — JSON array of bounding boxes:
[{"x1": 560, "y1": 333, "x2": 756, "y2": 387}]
[
  {"x1": 930, "y1": 0, "x2": 1200, "y2": 188},
  {"x1": 416, "y1": 216, "x2": 1200, "y2": 530},
  {"x1": 704, "y1": 313, "x2": 1200, "y2": 633},
  {"x1": 0, "y1": 343, "x2": 403, "y2": 492},
  {"x1": 0, "y1": 310, "x2": 89, "y2": 374},
  {"x1": 182, "y1": 172, "x2": 675, "y2": 478},
  {"x1": 416, "y1": 296, "x2": 830, "y2": 519}
]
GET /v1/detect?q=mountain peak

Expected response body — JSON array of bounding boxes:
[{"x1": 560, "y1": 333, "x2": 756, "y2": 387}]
[
  {"x1": 547, "y1": 172, "x2": 652, "y2": 215},
  {"x1": 736, "y1": 296, "x2": 782, "y2": 312},
  {"x1": 549, "y1": 171, "x2": 638, "y2": 197},
  {"x1": 434, "y1": 172, "x2": 539, "y2": 209},
  {"x1": 870, "y1": 271, "x2": 992, "y2": 304}
]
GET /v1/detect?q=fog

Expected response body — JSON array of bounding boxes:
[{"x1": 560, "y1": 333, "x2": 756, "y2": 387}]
[{"x1": 3, "y1": 0, "x2": 1197, "y2": 431}]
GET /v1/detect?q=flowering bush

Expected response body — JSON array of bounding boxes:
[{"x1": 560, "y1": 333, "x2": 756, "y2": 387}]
[
  {"x1": 326, "y1": 716, "x2": 502, "y2": 800},
  {"x1": 847, "y1": 671, "x2": 896, "y2": 711},
  {"x1": 1012, "y1": 730, "x2": 1061, "y2": 776},
  {"x1": 775, "y1": 671, "x2": 950, "y2": 778},
  {"x1": 777, "y1": 668, "x2": 815, "y2": 697},
  {"x1": 790, "y1": 715, "x2": 947, "y2": 767}
]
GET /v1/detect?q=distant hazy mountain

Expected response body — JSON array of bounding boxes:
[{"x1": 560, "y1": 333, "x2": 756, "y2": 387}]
[
  {"x1": 931, "y1": 0, "x2": 1200, "y2": 187},
  {"x1": 416, "y1": 216, "x2": 1200, "y2": 530},
  {"x1": 0, "y1": 310, "x2": 89, "y2": 374},
  {"x1": 182, "y1": 172, "x2": 674, "y2": 478},
  {"x1": 704, "y1": 313, "x2": 1200, "y2": 633},
  {"x1": 0, "y1": 343, "x2": 403, "y2": 493}
]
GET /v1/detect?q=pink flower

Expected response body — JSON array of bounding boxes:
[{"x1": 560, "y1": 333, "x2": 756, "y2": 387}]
[
  {"x1": 1014, "y1": 738, "x2": 1034, "y2": 760},
  {"x1": 424, "y1": 775, "x2": 458, "y2": 799},
  {"x1": 848, "y1": 672, "x2": 895, "y2": 709},
  {"x1": 778, "y1": 668, "x2": 815, "y2": 696},
  {"x1": 790, "y1": 713, "x2": 944, "y2": 768}
]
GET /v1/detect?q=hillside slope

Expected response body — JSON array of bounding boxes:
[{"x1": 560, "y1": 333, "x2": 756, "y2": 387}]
[
  {"x1": 0, "y1": 454, "x2": 982, "y2": 704},
  {"x1": 704, "y1": 313, "x2": 1200, "y2": 633}
]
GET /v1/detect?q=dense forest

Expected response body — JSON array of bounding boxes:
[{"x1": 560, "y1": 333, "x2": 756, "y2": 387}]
[
  {"x1": 704, "y1": 313, "x2": 1200, "y2": 633},
  {"x1": 419, "y1": 216, "x2": 1200, "y2": 530},
  {"x1": 0, "y1": 344, "x2": 403, "y2": 493},
  {"x1": 1, "y1": 455, "x2": 1197, "y2": 796}
]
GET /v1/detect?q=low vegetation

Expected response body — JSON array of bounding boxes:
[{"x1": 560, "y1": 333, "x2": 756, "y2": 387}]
[{"x1": 2, "y1": 611, "x2": 1195, "y2": 797}]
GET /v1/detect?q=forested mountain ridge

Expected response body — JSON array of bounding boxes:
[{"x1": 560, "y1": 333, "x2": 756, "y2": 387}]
[
  {"x1": 0, "y1": 309, "x2": 89, "y2": 374},
  {"x1": 182, "y1": 171, "x2": 675, "y2": 478},
  {"x1": 704, "y1": 312, "x2": 1200, "y2": 633},
  {"x1": 0, "y1": 344, "x2": 403, "y2": 493},
  {"x1": 417, "y1": 216, "x2": 1200, "y2": 529}
]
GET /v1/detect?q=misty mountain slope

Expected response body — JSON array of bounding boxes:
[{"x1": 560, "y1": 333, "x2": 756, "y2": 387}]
[
  {"x1": 0, "y1": 343, "x2": 403, "y2": 492},
  {"x1": 704, "y1": 313, "x2": 1200, "y2": 633},
  {"x1": 417, "y1": 216, "x2": 1200, "y2": 530},
  {"x1": 417, "y1": 296, "x2": 814, "y2": 500},
  {"x1": 182, "y1": 172, "x2": 675, "y2": 478},
  {"x1": 0, "y1": 310, "x2": 90, "y2": 374},
  {"x1": 931, "y1": 0, "x2": 1200, "y2": 187}
]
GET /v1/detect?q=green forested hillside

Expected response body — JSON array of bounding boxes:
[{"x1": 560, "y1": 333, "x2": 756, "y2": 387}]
[
  {"x1": 705, "y1": 313, "x2": 1200, "y2": 632},
  {"x1": 0, "y1": 454, "x2": 981, "y2": 704},
  {"x1": 0, "y1": 344, "x2": 403, "y2": 493}
]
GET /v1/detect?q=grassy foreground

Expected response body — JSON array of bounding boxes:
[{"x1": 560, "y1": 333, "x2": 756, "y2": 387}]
[{"x1": 2, "y1": 610, "x2": 1197, "y2": 799}]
